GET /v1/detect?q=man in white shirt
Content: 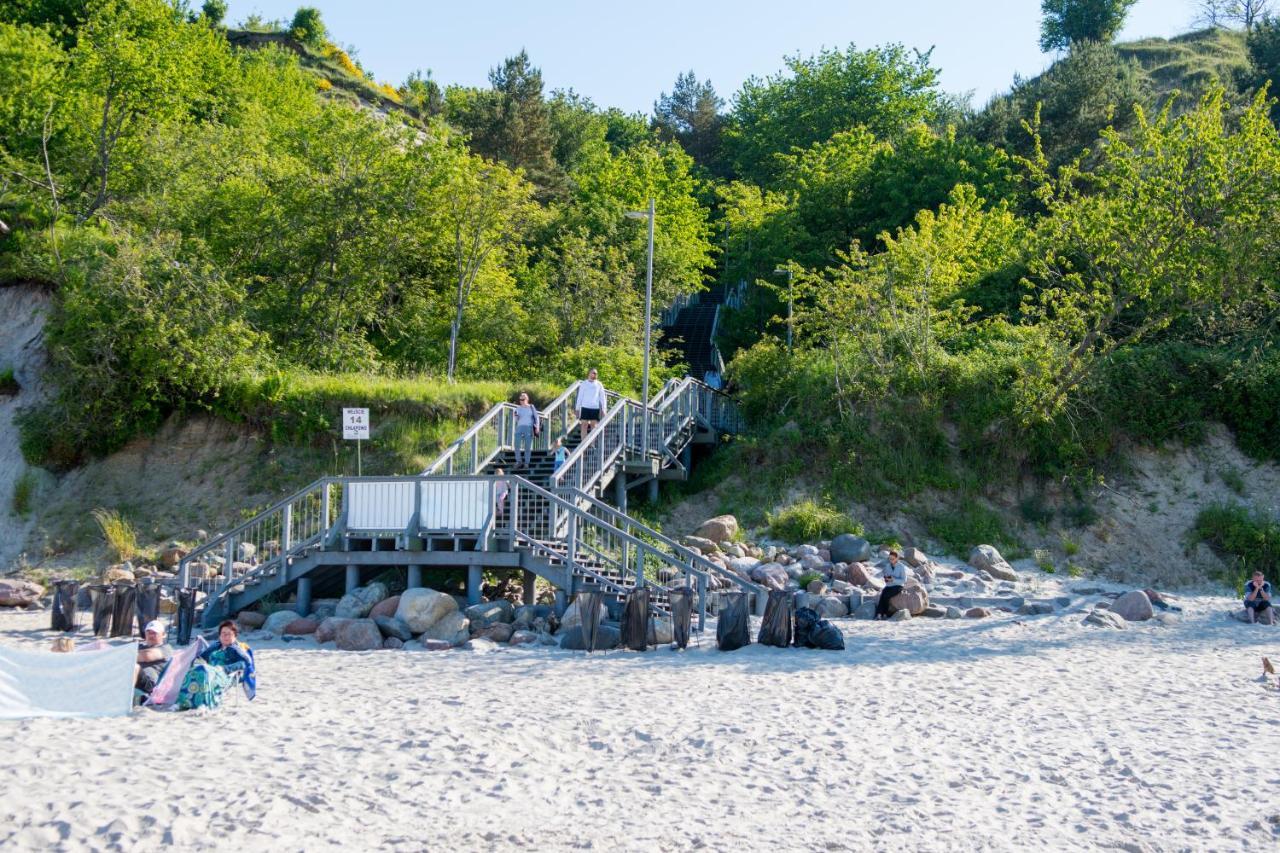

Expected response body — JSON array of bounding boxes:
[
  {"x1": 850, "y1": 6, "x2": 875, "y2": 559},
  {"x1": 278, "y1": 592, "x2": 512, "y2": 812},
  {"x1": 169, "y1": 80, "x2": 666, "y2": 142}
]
[{"x1": 575, "y1": 368, "x2": 607, "y2": 442}]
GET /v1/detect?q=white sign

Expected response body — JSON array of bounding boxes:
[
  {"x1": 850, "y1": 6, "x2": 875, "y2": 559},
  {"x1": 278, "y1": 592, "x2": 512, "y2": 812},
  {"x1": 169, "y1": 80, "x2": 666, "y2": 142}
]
[{"x1": 342, "y1": 408, "x2": 370, "y2": 440}]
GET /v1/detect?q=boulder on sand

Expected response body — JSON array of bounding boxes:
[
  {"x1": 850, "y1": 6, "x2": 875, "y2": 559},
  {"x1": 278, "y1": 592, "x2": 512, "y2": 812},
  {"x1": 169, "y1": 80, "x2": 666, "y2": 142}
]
[
  {"x1": 335, "y1": 582, "x2": 389, "y2": 619},
  {"x1": 559, "y1": 624, "x2": 621, "y2": 651},
  {"x1": 315, "y1": 617, "x2": 354, "y2": 643},
  {"x1": 420, "y1": 611, "x2": 470, "y2": 646},
  {"x1": 968, "y1": 545, "x2": 1018, "y2": 582},
  {"x1": 694, "y1": 515, "x2": 739, "y2": 544},
  {"x1": 369, "y1": 595, "x2": 401, "y2": 620},
  {"x1": 830, "y1": 534, "x2": 872, "y2": 564},
  {"x1": 465, "y1": 599, "x2": 515, "y2": 628},
  {"x1": 889, "y1": 586, "x2": 930, "y2": 617},
  {"x1": 262, "y1": 610, "x2": 302, "y2": 635},
  {"x1": 482, "y1": 623, "x2": 515, "y2": 643},
  {"x1": 1084, "y1": 609, "x2": 1128, "y2": 629},
  {"x1": 0, "y1": 579, "x2": 45, "y2": 607},
  {"x1": 282, "y1": 617, "x2": 318, "y2": 635},
  {"x1": 236, "y1": 611, "x2": 267, "y2": 630},
  {"x1": 373, "y1": 615, "x2": 413, "y2": 641},
  {"x1": 1110, "y1": 590, "x2": 1154, "y2": 622},
  {"x1": 335, "y1": 619, "x2": 384, "y2": 651},
  {"x1": 902, "y1": 547, "x2": 928, "y2": 568},
  {"x1": 395, "y1": 588, "x2": 458, "y2": 633}
]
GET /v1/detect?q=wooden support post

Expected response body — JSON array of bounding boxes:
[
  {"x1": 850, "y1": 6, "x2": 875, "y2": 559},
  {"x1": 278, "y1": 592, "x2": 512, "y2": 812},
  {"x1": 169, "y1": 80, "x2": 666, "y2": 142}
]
[
  {"x1": 296, "y1": 576, "x2": 312, "y2": 617},
  {"x1": 697, "y1": 574, "x2": 708, "y2": 633},
  {"x1": 522, "y1": 570, "x2": 536, "y2": 605},
  {"x1": 554, "y1": 588, "x2": 568, "y2": 617},
  {"x1": 615, "y1": 474, "x2": 627, "y2": 513},
  {"x1": 466, "y1": 566, "x2": 482, "y2": 606},
  {"x1": 647, "y1": 477, "x2": 659, "y2": 504},
  {"x1": 408, "y1": 565, "x2": 422, "y2": 589},
  {"x1": 345, "y1": 566, "x2": 359, "y2": 594}
]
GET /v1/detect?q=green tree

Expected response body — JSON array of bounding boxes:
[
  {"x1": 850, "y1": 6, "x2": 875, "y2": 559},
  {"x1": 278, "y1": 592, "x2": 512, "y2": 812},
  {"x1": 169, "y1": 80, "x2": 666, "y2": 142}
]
[
  {"x1": 455, "y1": 51, "x2": 558, "y2": 195},
  {"x1": 1039, "y1": 0, "x2": 1138, "y2": 51},
  {"x1": 724, "y1": 43, "x2": 942, "y2": 185},
  {"x1": 653, "y1": 71, "x2": 725, "y2": 173},
  {"x1": 289, "y1": 6, "x2": 325, "y2": 48},
  {"x1": 200, "y1": 0, "x2": 226, "y2": 26}
]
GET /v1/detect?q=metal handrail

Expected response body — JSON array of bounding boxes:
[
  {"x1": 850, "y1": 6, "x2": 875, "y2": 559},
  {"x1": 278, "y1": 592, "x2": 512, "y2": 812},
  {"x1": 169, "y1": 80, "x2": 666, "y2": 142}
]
[
  {"x1": 561, "y1": 487, "x2": 766, "y2": 603},
  {"x1": 551, "y1": 396, "x2": 629, "y2": 493}
]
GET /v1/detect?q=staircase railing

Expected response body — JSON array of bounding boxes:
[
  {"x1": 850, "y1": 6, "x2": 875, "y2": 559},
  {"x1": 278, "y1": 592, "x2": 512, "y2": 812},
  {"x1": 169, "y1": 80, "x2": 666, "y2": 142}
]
[
  {"x1": 424, "y1": 382, "x2": 582, "y2": 476},
  {"x1": 178, "y1": 477, "x2": 341, "y2": 622},
  {"x1": 562, "y1": 487, "x2": 765, "y2": 611},
  {"x1": 506, "y1": 476, "x2": 715, "y2": 628},
  {"x1": 550, "y1": 395, "x2": 629, "y2": 494}
]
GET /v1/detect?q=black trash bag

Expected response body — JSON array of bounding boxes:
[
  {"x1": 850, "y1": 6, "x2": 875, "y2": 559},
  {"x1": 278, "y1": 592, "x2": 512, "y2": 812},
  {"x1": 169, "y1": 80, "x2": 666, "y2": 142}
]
[
  {"x1": 669, "y1": 587, "x2": 693, "y2": 650},
  {"x1": 175, "y1": 588, "x2": 197, "y2": 646},
  {"x1": 135, "y1": 583, "x2": 161, "y2": 636},
  {"x1": 89, "y1": 585, "x2": 115, "y2": 637},
  {"x1": 51, "y1": 580, "x2": 79, "y2": 633},
  {"x1": 620, "y1": 586, "x2": 650, "y2": 652},
  {"x1": 716, "y1": 592, "x2": 750, "y2": 652},
  {"x1": 757, "y1": 589, "x2": 795, "y2": 648},
  {"x1": 795, "y1": 606, "x2": 845, "y2": 650},
  {"x1": 575, "y1": 591, "x2": 605, "y2": 653},
  {"x1": 110, "y1": 582, "x2": 137, "y2": 638}
]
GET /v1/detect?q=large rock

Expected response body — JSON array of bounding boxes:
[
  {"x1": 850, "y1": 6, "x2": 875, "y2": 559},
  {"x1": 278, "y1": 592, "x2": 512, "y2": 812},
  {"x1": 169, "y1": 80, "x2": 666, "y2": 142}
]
[
  {"x1": 559, "y1": 624, "x2": 622, "y2": 651},
  {"x1": 694, "y1": 515, "x2": 739, "y2": 544},
  {"x1": 383, "y1": 637, "x2": 404, "y2": 650},
  {"x1": 945, "y1": 606, "x2": 963, "y2": 619},
  {"x1": 368, "y1": 595, "x2": 401, "y2": 620},
  {"x1": 727, "y1": 556, "x2": 762, "y2": 577},
  {"x1": 335, "y1": 582, "x2": 390, "y2": 619},
  {"x1": 560, "y1": 598, "x2": 608, "y2": 633},
  {"x1": 509, "y1": 630, "x2": 538, "y2": 646},
  {"x1": 1084, "y1": 609, "x2": 1128, "y2": 629},
  {"x1": 847, "y1": 562, "x2": 878, "y2": 587},
  {"x1": 0, "y1": 579, "x2": 44, "y2": 607},
  {"x1": 890, "y1": 608, "x2": 913, "y2": 621},
  {"x1": 102, "y1": 564, "x2": 134, "y2": 584},
  {"x1": 466, "y1": 599, "x2": 515, "y2": 628},
  {"x1": 964, "y1": 607, "x2": 991, "y2": 619},
  {"x1": 830, "y1": 534, "x2": 872, "y2": 564},
  {"x1": 749, "y1": 563, "x2": 789, "y2": 590},
  {"x1": 902, "y1": 547, "x2": 928, "y2": 568},
  {"x1": 482, "y1": 623, "x2": 515, "y2": 643},
  {"x1": 159, "y1": 545, "x2": 187, "y2": 568},
  {"x1": 335, "y1": 619, "x2": 384, "y2": 651},
  {"x1": 315, "y1": 617, "x2": 354, "y2": 643},
  {"x1": 816, "y1": 596, "x2": 847, "y2": 619},
  {"x1": 1110, "y1": 590, "x2": 1154, "y2": 622},
  {"x1": 374, "y1": 615, "x2": 413, "y2": 641},
  {"x1": 236, "y1": 610, "x2": 267, "y2": 630},
  {"x1": 889, "y1": 586, "x2": 930, "y2": 617},
  {"x1": 513, "y1": 604, "x2": 554, "y2": 629},
  {"x1": 682, "y1": 535, "x2": 720, "y2": 553},
  {"x1": 282, "y1": 617, "x2": 319, "y2": 635},
  {"x1": 968, "y1": 545, "x2": 1018, "y2": 582},
  {"x1": 806, "y1": 579, "x2": 828, "y2": 595},
  {"x1": 420, "y1": 611, "x2": 470, "y2": 646},
  {"x1": 262, "y1": 610, "x2": 302, "y2": 635},
  {"x1": 395, "y1": 588, "x2": 459, "y2": 633},
  {"x1": 237, "y1": 542, "x2": 257, "y2": 563}
]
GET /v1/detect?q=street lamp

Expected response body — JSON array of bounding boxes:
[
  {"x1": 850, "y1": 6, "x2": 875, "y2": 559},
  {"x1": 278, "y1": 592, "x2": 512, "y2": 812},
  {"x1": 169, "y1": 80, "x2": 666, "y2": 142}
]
[
  {"x1": 773, "y1": 265, "x2": 794, "y2": 351},
  {"x1": 625, "y1": 199, "x2": 655, "y2": 460}
]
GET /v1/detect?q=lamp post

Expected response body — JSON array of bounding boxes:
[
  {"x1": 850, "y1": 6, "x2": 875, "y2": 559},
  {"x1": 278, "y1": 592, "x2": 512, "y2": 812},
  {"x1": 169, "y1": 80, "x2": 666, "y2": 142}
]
[
  {"x1": 625, "y1": 198, "x2": 655, "y2": 460},
  {"x1": 773, "y1": 265, "x2": 794, "y2": 351}
]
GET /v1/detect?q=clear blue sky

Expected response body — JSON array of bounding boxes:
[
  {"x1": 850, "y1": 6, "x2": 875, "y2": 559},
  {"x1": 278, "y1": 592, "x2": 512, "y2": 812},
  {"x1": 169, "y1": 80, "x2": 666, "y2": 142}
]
[{"x1": 224, "y1": 0, "x2": 1202, "y2": 113}]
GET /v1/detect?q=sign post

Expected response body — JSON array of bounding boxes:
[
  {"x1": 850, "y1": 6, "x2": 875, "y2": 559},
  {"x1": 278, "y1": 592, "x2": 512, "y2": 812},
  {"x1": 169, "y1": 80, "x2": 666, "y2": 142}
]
[{"x1": 342, "y1": 408, "x2": 370, "y2": 476}]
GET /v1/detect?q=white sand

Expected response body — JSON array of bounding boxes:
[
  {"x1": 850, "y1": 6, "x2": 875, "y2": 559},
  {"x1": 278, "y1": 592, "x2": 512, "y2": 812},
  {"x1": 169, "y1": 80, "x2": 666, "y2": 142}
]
[{"x1": 1, "y1": 589, "x2": 1278, "y2": 851}]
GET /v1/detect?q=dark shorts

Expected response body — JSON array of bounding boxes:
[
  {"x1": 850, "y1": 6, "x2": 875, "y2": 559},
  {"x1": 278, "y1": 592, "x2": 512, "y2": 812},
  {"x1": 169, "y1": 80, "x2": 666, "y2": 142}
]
[
  {"x1": 579, "y1": 407, "x2": 600, "y2": 421},
  {"x1": 1247, "y1": 599, "x2": 1271, "y2": 611}
]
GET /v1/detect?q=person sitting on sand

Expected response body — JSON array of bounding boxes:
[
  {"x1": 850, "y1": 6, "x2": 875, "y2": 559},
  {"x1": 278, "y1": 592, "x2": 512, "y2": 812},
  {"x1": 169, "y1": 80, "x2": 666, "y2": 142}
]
[
  {"x1": 134, "y1": 620, "x2": 172, "y2": 698},
  {"x1": 875, "y1": 550, "x2": 910, "y2": 620},
  {"x1": 178, "y1": 620, "x2": 256, "y2": 710},
  {"x1": 1244, "y1": 571, "x2": 1273, "y2": 625}
]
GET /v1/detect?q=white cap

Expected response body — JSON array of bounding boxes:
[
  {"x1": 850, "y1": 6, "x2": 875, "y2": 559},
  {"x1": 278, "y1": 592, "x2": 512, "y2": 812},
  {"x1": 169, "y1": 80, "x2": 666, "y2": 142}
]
[{"x1": 144, "y1": 620, "x2": 165, "y2": 636}]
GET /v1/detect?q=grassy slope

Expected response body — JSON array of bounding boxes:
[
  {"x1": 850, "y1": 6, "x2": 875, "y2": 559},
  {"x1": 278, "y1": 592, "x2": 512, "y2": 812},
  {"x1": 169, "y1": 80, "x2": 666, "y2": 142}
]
[{"x1": 1117, "y1": 27, "x2": 1250, "y2": 105}]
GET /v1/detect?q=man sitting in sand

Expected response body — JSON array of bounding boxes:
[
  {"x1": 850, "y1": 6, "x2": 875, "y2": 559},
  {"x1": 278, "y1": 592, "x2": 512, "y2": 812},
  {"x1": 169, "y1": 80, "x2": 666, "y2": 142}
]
[
  {"x1": 135, "y1": 620, "x2": 173, "y2": 698},
  {"x1": 1244, "y1": 571, "x2": 1273, "y2": 625}
]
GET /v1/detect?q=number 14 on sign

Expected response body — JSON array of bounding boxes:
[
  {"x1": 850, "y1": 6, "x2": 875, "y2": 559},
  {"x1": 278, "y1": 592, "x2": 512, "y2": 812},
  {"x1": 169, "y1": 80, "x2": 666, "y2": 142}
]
[{"x1": 343, "y1": 408, "x2": 370, "y2": 476}]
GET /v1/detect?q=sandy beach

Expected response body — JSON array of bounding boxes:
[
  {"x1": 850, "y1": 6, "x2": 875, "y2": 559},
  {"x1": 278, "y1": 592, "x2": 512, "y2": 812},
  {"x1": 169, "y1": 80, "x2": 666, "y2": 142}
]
[{"x1": 1, "y1": 587, "x2": 1278, "y2": 852}]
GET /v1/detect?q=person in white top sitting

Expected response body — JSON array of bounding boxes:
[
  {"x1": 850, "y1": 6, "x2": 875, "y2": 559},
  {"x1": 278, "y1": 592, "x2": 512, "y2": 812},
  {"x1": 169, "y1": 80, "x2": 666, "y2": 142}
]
[
  {"x1": 875, "y1": 550, "x2": 910, "y2": 620},
  {"x1": 575, "y1": 368, "x2": 607, "y2": 442}
]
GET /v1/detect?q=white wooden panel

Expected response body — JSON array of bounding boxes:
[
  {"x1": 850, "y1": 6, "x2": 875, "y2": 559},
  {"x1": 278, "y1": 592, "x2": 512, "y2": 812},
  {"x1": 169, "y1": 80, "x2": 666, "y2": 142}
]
[
  {"x1": 347, "y1": 481, "x2": 416, "y2": 530},
  {"x1": 419, "y1": 480, "x2": 490, "y2": 531}
]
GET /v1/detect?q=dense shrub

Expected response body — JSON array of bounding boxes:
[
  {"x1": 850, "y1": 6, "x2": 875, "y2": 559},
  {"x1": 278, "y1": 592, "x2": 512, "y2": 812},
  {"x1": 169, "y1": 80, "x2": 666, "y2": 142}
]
[
  {"x1": 767, "y1": 499, "x2": 860, "y2": 543},
  {"x1": 1193, "y1": 502, "x2": 1280, "y2": 585}
]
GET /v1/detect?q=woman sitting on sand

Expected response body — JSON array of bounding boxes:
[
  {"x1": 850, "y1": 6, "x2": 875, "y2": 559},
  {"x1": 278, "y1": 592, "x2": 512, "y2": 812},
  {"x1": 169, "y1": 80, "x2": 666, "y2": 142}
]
[{"x1": 177, "y1": 620, "x2": 256, "y2": 710}]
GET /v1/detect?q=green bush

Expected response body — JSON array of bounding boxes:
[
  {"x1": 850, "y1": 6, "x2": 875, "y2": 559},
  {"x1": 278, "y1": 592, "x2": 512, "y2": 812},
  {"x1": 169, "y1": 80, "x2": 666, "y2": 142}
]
[
  {"x1": 1192, "y1": 502, "x2": 1280, "y2": 583},
  {"x1": 796, "y1": 570, "x2": 825, "y2": 589},
  {"x1": 11, "y1": 469, "x2": 36, "y2": 516},
  {"x1": 925, "y1": 503, "x2": 1018, "y2": 558},
  {"x1": 289, "y1": 6, "x2": 326, "y2": 47},
  {"x1": 767, "y1": 499, "x2": 860, "y2": 543},
  {"x1": 0, "y1": 366, "x2": 16, "y2": 395}
]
